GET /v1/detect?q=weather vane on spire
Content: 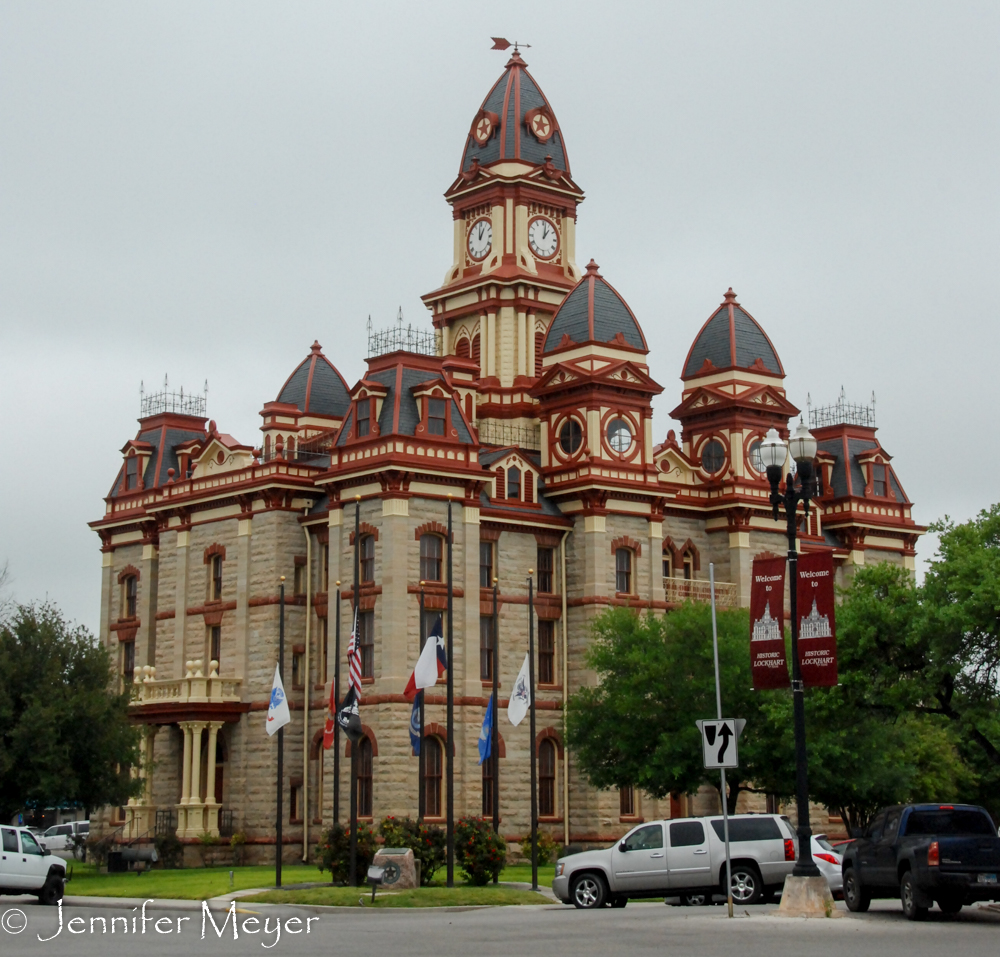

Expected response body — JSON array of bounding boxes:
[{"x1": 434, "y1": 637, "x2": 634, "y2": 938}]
[{"x1": 490, "y1": 37, "x2": 531, "y2": 53}]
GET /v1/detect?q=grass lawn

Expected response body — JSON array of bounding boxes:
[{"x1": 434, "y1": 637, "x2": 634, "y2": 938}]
[
  {"x1": 497, "y1": 863, "x2": 556, "y2": 888},
  {"x1": 243, "y1": 885, "x2": 549, "y2": 907},
  {"x1": 66, "y1": 864, "x2": 321, "y2": 900}
]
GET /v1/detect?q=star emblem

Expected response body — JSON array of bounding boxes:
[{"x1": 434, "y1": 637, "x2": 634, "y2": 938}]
[
  {"x1": 531, "y1": 113, "x2": 551, "y2": 137},
  {"x1": 475, "y1": 117, "x2": 492, "y2": 143}
]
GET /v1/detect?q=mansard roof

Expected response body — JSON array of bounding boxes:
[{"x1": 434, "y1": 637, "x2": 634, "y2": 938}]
[{"x1": 276, "y1": 341, "x2": 351, "y2": 418}]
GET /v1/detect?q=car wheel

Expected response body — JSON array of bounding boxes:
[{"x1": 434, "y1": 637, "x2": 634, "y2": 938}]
[
  {"x1": 610, "y1": 895, "x2": 628, "y2": 908},
  {"x1": 38, "y1": 876, "x2": 64, "y2": 906},
  {"x1": 728, "y1": 865, "x2": 763, "y2": 905},
  {"x1": 680, "y1": 893, "x2": 710, "y2": 906},
  {"x1": 900, "y1": 872, "x2": 927, "y2": 921},
  {"x1": 938, "y1": 896, "x2": 963, "y2": 916},
  {"x1": 843, "y1": 867, "x2": 870, "y2": 913},
  {"x1": 570, "y1": 872, "x2": 608, "y2": 909}
]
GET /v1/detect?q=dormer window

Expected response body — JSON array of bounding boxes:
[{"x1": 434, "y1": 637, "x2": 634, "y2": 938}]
[
  {"x1": 427, "y1": 398, "x2": 446, "y2": 436},
  {"x1": 873, "y1": 464, "x2": 887, "y2": 497},
  {"x1": 357, "y1": 398, "x2": 371, "y2": 437},
  {"x1": 125, "y1": 455, "x2": 138, "y2": 490},
  {"x1": 507, "y1": 466, "x2": 521, "y2": 500}
]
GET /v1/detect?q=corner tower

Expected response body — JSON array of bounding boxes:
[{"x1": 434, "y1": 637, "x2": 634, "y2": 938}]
[{"x1": 421, "y1": 52, "x2": 585, "y2": 446}]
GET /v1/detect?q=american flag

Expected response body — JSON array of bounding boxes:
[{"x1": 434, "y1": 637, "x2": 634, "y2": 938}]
[{"x1": 346, "y1": 607, "x2": 362, "y2": 695}]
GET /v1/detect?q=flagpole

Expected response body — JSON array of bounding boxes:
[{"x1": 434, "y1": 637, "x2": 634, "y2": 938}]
[
  {"x1": 446, "y1": 494, "x2": 455, "y2": 888},
  {"x1": 418, "y1": 583, "x2": 426, "y2": 822},
  {"x1": 349, "y1": 495, "x2": 360, "y2": 887},
  {"x1": 527, "y1": 570, "x2": 538, "y2": 893},
  {"x1": 333, "y1": 582, "x2": 341, "y2": 826},
  {"x1": 276, "y1": 576, "x2": 285, "y2": 889},
  {"x1": 491, "y1": 575, "x2": 499, "y2": 834}
]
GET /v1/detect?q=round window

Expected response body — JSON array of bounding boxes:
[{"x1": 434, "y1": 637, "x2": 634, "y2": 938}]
[
  {"x1": 749, "y1": 440, "x2": 764, "y2": 473},
  {"x1": 702, "y1": 439, "x2": 725, "y2": 473},
  {"x1": 607, "y1": 418, "x2": 633, "y2": 454},
  {"x1": 559, "y1": 419, "x2": 583, "y2": 455}
]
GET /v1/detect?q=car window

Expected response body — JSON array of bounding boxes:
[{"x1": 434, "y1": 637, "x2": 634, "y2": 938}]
[
  {"x1": 669, "y1": 821, "x2": 706, "y2": 847},
  {"x1": 867, "y1": 812, "x2": 886, "y2": 841},
  {"x1": 1, "y1": 828, "x2": 18, "y2": 853},
  {"x1": 78, "y1": 823, "x2": 89, "y2": 834},
  {"x1": 905, "y1": 809, "x2": 996, "y2": 836},
  {"x1": 622, "y1": 824, "x2": 663, "y2": 851},
  {"x1": 816, "y1": 838, "x2": 835, "y2": 852},
  {"x1": 20, "y1": 832, "x2": 43, "y2": 855},
  {"x1": 57, "y1": 825, "x2": 72, "y2": 835},
  {"x1": 710, "y1": 818, "x2": 781, "y2": 842},
  {"x1": 882, "y1": 810, "x2": 901, "y2": 841}
]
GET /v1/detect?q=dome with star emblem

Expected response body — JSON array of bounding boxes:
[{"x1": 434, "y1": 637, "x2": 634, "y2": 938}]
[{"x1": 459, "y1": 52, "x2": 571, "y2": 175}]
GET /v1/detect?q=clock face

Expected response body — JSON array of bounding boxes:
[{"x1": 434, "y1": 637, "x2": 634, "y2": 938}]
[
  {"x1": 468, "y1": 218, "x2": 492, "y2": 261},
  {"x1": 528, "y1": 217, "x2": 559, "y2": 259}
]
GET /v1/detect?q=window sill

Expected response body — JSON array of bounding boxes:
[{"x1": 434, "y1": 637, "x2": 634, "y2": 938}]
[
  {"x1": 422, "y1": 816, "x2": 446, "y2": 825},
  {"x1": 481, "y1": 680, "x2": 501, "y2": 688},
  {"x1": 538, "y1": 816, "x2": 563, "y2": 824},
  {"x1": 619, "y1": 816, "x2": 644, "y2": 824},
  {"x1": 289, "y1": 818, "x2": 303, "y2": 826},
  {"x1": 361, "y1": 677, "x2": 375, "y2": 685},
  {"x1": 537, "y1": 683, "x2": 562, "y2": 691},
  {"x1": 312, "y1": 817, "x2": 323, "y2": 825},
  {"x1": 614, "y1": 592, "x2": 638, "y2": 600}
]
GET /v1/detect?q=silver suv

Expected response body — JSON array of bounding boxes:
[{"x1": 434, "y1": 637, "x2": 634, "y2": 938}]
[
  {"x1": 41, "y1": 820, "x2": 89, "y2": 858},
  {"x1": 552, "y1": 814, "x2": 797, "y2": 908}
]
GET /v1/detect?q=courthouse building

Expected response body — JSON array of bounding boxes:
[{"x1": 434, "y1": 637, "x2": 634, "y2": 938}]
[{"x1": 90, "y1": 53, "x2": 922, "y2": 859}]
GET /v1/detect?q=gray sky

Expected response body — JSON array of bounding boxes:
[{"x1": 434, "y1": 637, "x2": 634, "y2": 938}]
[{"x1": 2, "y1": 1, "x2": 997, "y2": 633}]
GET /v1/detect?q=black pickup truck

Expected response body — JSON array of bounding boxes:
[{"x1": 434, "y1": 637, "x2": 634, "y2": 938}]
[{"x1": 842, "y1": 803, "x2": 1000, "y2": 919}]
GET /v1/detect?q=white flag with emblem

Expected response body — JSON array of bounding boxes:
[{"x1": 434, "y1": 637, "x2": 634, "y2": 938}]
[
  {"x1": 507, "y1": 652, "x2": 531, "y2": 727},
  {"x1": 266, "y1": 664, "x2": 291, "y2": 736}
]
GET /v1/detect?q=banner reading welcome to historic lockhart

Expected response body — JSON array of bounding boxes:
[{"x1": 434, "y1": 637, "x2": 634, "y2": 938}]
[
  {"x1": 750, "y1": 556, "x2": 790, "y2": 690},
  {"x1": 795, "y1": 551, "x2": 838, "y2": 687}
]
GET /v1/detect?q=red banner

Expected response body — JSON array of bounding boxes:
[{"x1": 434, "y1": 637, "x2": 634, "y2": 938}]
[
  {"x1": 796, "y1": 552, "x2": 838, "y2": 687},
  {"x1": 750, "y1": 557, "x2": 789, "y2": 690}
]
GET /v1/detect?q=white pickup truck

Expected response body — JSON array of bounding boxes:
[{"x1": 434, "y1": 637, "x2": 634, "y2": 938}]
[
  {"x1": 0, "y1": 826, "x2": 67, "y2": 904},
  {"x1": 552, "y1": 814, "x2": 797, "y2": 908}
]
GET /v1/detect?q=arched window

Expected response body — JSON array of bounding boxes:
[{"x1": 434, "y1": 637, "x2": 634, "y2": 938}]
[
  {"x1": 424, "y1": 736, "x2": 442, "y2": 817},
  {"x1": 524, "y1": 470, "x2": 534, "y2": 503},
  {"x1": 420, "y1": 534, "x2": 443, "y2": 582},
  {"x1": 360, "y1": 535, "x2": 375, "y2": 583},
  {"x1": 615, "y1": 548, "x2": 632, "y2": 594},
  {"x1": 682, "y1": 551, "x2": 694, "y2": 581},
  {"x1": 357, "y1": 736, "x2": 373, "y2": 817},
  {"x1": 123, "y1": 575, "x2": 138, "y2": 619},
  {"x1": 662, "y1": 545, "x2": 673, "y2": 580},
  {"x1": 456, "y1": 337, "x2": 471, "y2": 359},
  {"x1": 357, "y1": 398, "x2": 371, "y2": 437},
  {"x1": 427, "y1": 398, "x2": 446, "y2": 436},
  {"x1": 539, "y1": 739, "x2": 556, "y2": 817},
  {"x1": 534, "y1": 331, "x2": 544, "y2": 377},
  {"x1": 559, "y1": 419, "x2": 583, "y2": 455},
  {"x1": 264, "y1": 434, "x2": 272, "y2": 459},
  {"x1": 287, "y1": 435, "x2": 296, "y2": 455},
  {"x1": 472, "y1": 333, "x2": 481, "y2": 374},
  {"x1": 494, "y1": 467, "x2": 505, "y2": 499},
  {"x1": 701, "y1": 439, "x2": 725, "y2": 474},
  {"x1": 507, "y1": 466, "x2": 521, "y2": 500},
  {"x1": 211, "y1": 555, "x2": 223, "y2": 601}
]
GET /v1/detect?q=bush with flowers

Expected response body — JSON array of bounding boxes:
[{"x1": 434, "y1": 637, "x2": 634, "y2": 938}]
[
  {"x1": 377, "y1": 816, "x2": 446, "y2": 885},
  {"x1": 519, "y1": 830, "x2": 560, "y2": 865},
  {"x1": 315, "y1": 821, "x2": 377, "y2": 883},
  {"x1": 455, "y1": 816, "x2": 507, "y2": 885}
]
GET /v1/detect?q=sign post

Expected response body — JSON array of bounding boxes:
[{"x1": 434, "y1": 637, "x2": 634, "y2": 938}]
[{"x1": 696, "y1": 562, "x2": 747, "y2": 918}]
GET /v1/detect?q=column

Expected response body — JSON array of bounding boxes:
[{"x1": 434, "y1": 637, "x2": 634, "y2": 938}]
[
  {"x1": 203, "y1": 722, "x2": 222, "y2": 836},
  {"x1": 236, "y1": 517, "x2": 252, "y2": 681},
  {"x1": 516, "y1": 309, "x2": 527, "y2": 377},
  {"x1": 99, "y1": 551, "x2": 114, "y2": 651},
  {"x1": 648, "y1": 518, "x2": 664, "y2": 607},
  {"x1": 729, "y1": 530, "x2": 752, "y2": 608},
  {"x1": 174, "y1": 531, "x2": 190, "y2": 678},
  {"x1": 138, "y1": 543, "x2": 159, "y2": 668},
  {"x1": 179, "y1": 723, "x2": 193, "y2": 805}
]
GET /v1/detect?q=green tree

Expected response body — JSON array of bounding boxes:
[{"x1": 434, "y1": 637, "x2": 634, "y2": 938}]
[
  {"x1": 565, "y1": 604, "x2": 794, "y2": 813},
  {"x1": 0, "y1": 603, "x2": 142, "y2": 822}
]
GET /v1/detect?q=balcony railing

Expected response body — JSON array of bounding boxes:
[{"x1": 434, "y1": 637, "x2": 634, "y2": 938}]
[
  {"x1": 131, "y1": 661, "x2": 242, "y2": 706},
  {"x1": 664, "y1": 577, "x2": 739, "y2": 608}
]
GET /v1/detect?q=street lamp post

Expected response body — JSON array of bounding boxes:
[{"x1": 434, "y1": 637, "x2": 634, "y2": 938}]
[{"x1": 760, "y1": 421, "x2": 821, "y2": 879}]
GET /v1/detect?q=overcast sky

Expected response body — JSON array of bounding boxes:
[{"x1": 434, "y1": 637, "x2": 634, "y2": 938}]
[{"x1": 2, "y1": 1, "x2": 997, "y2": 633}]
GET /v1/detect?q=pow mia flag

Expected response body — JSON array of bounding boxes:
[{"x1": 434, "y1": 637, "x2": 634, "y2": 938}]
[
  {"x1": 336, "y1": 685, "x2": 364, "y2": 744},
  {"x1": 696, "y1": 719, "x2": 746, "y2": 769}
]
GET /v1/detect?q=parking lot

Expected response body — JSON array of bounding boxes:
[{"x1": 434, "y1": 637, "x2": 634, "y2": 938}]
[{"x1": 3, "y1": 898, "x2": 999, "y2": 957}]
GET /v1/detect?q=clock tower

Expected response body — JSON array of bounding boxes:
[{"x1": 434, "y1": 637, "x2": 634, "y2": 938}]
[{"x1": 421, "y1": 52, "x2": 585, "y2": 446}]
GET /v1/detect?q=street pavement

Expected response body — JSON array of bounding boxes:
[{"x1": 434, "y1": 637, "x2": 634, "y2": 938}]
[{"x1": 2, "y1": 897, "x2": 999, "y2": 956}]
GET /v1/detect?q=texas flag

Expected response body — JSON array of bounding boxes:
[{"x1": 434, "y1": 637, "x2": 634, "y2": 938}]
[
  {"x1": 266, "y1": 664, "x2": 290, "y2": 736},
  {"x1": 403, "y1": 616, "x2": 447, "y2": 701}
]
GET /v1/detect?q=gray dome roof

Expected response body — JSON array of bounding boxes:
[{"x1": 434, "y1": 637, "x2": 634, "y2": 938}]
[
  {"x1": 542, "y1": 261, "x2": 647, "y2": 353},
  {"x1": 276, "y1": 341, "x2": 351, "y2": 417},
  {"x1": 682, "y1": 289, "x2": 784, "y2": 379}
]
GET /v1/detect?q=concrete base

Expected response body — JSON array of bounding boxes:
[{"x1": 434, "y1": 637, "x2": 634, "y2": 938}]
[{"x1": 777, "y1": 875, "x2": 841, "y2": 918}]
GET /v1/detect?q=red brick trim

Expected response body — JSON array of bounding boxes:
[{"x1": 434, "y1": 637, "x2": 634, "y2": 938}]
[
  {"x1": 479, "y1": 526, "x2": 501, "y2": 543},
  {"x1": 349, "y1": 523, "x2": 379, "y2": 545},
  {"x1": 533, "y1": 530, "x2": 563, "y2": 548},
  {"x1": 536, "y1": 726, "x2": 564, "y2": 758},
  {"x1": 117, "y1": 565, "x2": 140, "y2": 584},
  {"x1": 611, "y1": 536, "x2": 642, "y2": 558},
  {"x1": 414, "y1": 521, "x2": 450, "y2": 542},
  {"x1": 203, "y1": 543, "x2": 226, "y2": 564},
  {"x1": 344, "y1": 724, "x2": 378, "y2": 757},
  {"x1": 309, "y1": 727, "x2": 325, "y2": 760},
  {"x1": 422, "y1": 722, "x2": 454, "y2": 756},
  {"x1": 664, "y1": 537, "x2": 701, "y2": 571}
]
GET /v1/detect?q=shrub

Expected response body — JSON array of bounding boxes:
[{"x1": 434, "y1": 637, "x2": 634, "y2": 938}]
[
  {"x1": 230, "y1": 831, "x2": 247, "y2": 867},
  {"x1": 455, "y1": 816, "x2": 506, "y2": 886},
  {"x1": 519, "y1": 830, "x2": 560, "y2": 865},
  {"x1": 315, "y1": 821, "x2": 377, "y2": 884},
  {"x1": 154, "y1": 833, "x2": 183, "y2": 869},
  {"x1": 377, "y1": 816, "x2": 446, "y2": 886}
]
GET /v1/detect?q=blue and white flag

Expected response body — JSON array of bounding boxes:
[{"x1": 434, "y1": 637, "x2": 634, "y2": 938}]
[
  {"x1": 409, "y1": 691, "x2": 422, "y2": 755},
  {"x1": 507, "y1": 653, "x2": 531, "y2": 727},
  {"x1": 478, "y1": 693, "x2": 494, "y2": 765},
  {"x1": 266, "y1": 664, "x2": 290, "y2": 736}
]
